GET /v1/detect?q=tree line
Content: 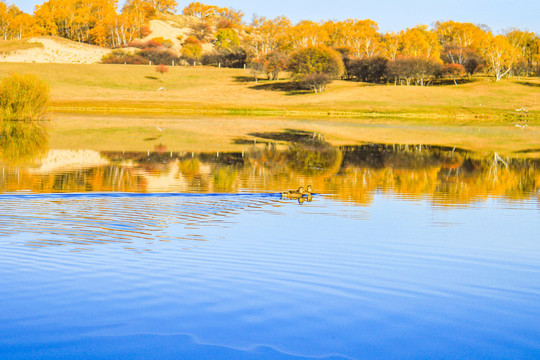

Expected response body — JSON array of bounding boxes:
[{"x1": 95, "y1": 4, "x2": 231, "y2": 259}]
[{"x1": 1, "y1": 0, "x2": 539, "y2": 86}]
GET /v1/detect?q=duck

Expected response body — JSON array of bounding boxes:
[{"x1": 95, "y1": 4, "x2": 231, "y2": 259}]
[
  {"x1": 305, "y1": 185, "x2": 313, "y2": 194},
  {"x1": 281, "y1": 186, "x2": 306, "y2": 199}
]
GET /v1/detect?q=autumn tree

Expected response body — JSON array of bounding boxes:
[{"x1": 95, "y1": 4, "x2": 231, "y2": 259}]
[
  {"x1": 1, "y1": 4, "x2": 38, "y2": 40},
  {"x1": 263, "y1": 51, "x2": 288, "y2": 80},
  {"x1": 289, "y1": 46, "x2": 345, "y2": 92},
  {"x1": 244, "y1": 15, "x2": 290, "y2": 58},
  {"x1": 215, "y1": 28, "x2": 240, "y2": 50},
  {"x1": 482, "y1": 34, "x2": 517, "y2": 81},
  {"x1": 322, "y1": 20, "x2": 350, "y2": 49},
  {"x1": 182, "y1": 2, "x2": 243, "y2": 26},
  {"x1": 287, "y1": 20, "x2": 326, "y2": 49},
  {"x1": 347, "y1": 19, "x2": 381, "y2": 58},
  {"x1": 434, "y1": 21, "x2": 490, "y2": 52},
  {"x1": 443, "y1": 63, "x2": 466, "y2": 85},
  {"x1": 155, "y1": 64, "x2": 168, "y2": 81},
  {"x1": 400, "y1": 25, "x2": 442, "y2": 60},
  {"x1": 504, "y1": 28, "x2": 539, "y2": 75},
  {"x1": 382, "y1": 32, "x2": 400, "y2": 60},
  {"x1": 146, "y1": 0, "x2": 177, "y2": 13},
  {"x1": 248, "y1": 58, "x2": 265, "y2": 83}
]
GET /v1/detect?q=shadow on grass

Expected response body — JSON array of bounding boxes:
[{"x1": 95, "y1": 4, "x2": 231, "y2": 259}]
[
  {"x1": 249, "y1": 81, "x2": 311, "y2": 95},
  {"x1": 145, "y1": 76, "x2": 159, "y2": 80},
  {"x1": 516, "y1": 81, "x2": 540, "y2": 88},
  {"x1": 514, "y1": 148, "x2": 540, "y2": 154},
  {"x1": 233, "y1": 76, "x2": 310, "y2": 95},
  {"x1": 233, "y1": 76, "x2": 255, "y2": 83}
]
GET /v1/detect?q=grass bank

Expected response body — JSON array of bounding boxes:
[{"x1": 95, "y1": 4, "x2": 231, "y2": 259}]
[
  {"x1": 48, "y1": 114, "x2": 540, "y2": 156},
  {"x1": 0, "y1": 63, "x2": 538, "y2": 121}
]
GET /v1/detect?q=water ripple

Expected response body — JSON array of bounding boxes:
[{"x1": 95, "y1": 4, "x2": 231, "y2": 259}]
[{"x1": 0, "y1": 192, "x2": 282, "y2": 252}]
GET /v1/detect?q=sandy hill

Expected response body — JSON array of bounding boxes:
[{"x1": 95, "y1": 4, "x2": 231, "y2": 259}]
[
  {"x1": 143, "y1": 19, "x2": 214, "y2": 54},
  {"x1": 0, "y1": 16, "x2": 212, "y2": 64},
  {"x1": 0, "y1": 36, "x2": 112, "y2": 64}
]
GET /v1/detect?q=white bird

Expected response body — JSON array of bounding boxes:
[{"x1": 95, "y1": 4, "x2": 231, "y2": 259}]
[{"x1": 156, "y1": 127, "x2": 165, "y2": 132}]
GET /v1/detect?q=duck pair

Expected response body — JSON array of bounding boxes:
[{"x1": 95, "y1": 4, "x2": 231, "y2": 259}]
[{"x1": 281, "y1": 185, "x2": 313, "y2": 199}]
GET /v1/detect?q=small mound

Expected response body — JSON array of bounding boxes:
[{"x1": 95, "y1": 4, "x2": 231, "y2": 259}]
[{"x1": 0, "y1": 36, "x2": 111, "y2": 64}]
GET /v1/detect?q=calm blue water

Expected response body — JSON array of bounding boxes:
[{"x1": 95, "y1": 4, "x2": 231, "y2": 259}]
[{"x1": 0, "y1": 191, "x2": 539, "y2": 359}]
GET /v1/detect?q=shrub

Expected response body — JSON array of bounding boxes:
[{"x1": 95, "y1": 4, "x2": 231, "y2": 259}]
[
  {"x1": 201, "y1": 49, "x2": 246, "y2": 68},
  {"x1": 298, "y1": 73, "x2": 332, "y2": 93},
  {"x1": 181, "y1": 36, "x2": 203, "y2": 61},
  {"x1": 216, "y1": 18, "x2": 234, "y2": 29},
  {"x1": 263, "y1": 51, "x2": 288, "y2": 80},
  {"x1": 101, "y1": 50, "x2": 147, "y2": 64},
  {"x1": 155, "y1": 64, "x2": 169, "y2": 81},
  {"x1": 191, "y1": 22, "x2": 213, "y2": 43},
  {"x1": 138, "y1": 49, "x2": 180, "y2": 65},
  {"x1": 387, "y1": 56, "x2": 443, "y2": 86},
  {"x1": 215, "y1": 28, "x2": 240, "y2": 49},
  {"x1": 348, "y1": 56, "x2": 389, "y2": 83},
  {"x1": 288, "y1": 46, "x2": 345, "y2": 78},
  {"x1": 443, "y1": 63, "x2": 466, "y2": 85},
  {"x1": 464, "y1": 54, "x2": 484, "y2": 76},
  {"x1": 151, "y1": 37, "x2": 174, "y2": 49},
  {"x1": 0, "y1": 73, "x2": 49, "y2": 122},
  {"x1": 129, "y1": 40, "x2": 162, "y2": 49},
  {"x1": 248, "y1": 58, "x2": 265, "y2": 83},
  {"x1": 288, "y1": 46, "x2": 344, "y2": 92}
]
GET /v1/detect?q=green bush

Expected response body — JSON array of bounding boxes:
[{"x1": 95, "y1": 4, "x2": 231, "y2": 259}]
[
  {"x1": 288, "y1": 46, "x2": 345, "y2": 78},
  {"x1": 0, "y1": 73, "x2": 49, "y2": 122}
]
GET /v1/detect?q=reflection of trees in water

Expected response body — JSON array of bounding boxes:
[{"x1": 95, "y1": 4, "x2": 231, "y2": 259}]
[
  {"x1": 286, "y1": 143, "x2": 342, "y2": 176},
  {"x1": 2, "y1": 143, "x2": 539, "y2": 205},
  {"x1": 338, "y1": 145, "x2": 539, "y2": 204},
  {"x1": 0, "y1": 166, "x2": 146, "y2": 193},
  {"x1": 0, "y1": 121, "x2": 48, "y2": 165}
]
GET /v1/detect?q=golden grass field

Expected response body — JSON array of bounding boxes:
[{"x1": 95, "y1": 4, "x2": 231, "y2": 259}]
[{"x1": 0, "y1": 62, "x2": 539, "y2": 155}]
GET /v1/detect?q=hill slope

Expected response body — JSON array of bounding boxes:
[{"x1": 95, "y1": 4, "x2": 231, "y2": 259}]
[{"x1": 0, "y1": 37, "x2": 111, "y2": 64}]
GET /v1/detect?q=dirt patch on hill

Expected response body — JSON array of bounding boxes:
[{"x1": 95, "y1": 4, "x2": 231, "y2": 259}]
[{"x1": 0, "y1": 36, "x2": 111, "y2": 64}]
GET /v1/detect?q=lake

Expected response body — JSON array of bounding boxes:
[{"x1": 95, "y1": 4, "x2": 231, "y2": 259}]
[{"x1": 0, "y1": 128, "x2": 539, "y2": 359}]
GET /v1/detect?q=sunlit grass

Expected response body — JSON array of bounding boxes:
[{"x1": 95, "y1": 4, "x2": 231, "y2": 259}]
[{"x1": 0, "y1": 63, "x2": 538, "y2": 121}]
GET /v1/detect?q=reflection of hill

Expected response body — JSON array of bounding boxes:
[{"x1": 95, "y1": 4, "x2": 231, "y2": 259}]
[{"x1": 1, "y1": 144, "x2": 538, "y2": 206}]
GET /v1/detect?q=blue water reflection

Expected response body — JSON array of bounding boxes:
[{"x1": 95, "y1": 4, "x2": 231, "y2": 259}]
[{"x1": 1, "y1": 192, "x2": 539, "y2": 359}]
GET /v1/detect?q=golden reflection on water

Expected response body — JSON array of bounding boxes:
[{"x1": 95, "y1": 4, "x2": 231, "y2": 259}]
[
  {"x1": 0, "y1": 120, "x2": 48, "y2": 165},
  {"x1": 1, "y1": 142, "x2": 538, "y2": 206}
]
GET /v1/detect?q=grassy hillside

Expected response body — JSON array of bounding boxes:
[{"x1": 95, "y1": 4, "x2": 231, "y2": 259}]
[
  {"x1": 0, "y1": 39, "x2": 43, "y2": 55},
  {"x1": 0, "y1": 63, "x2": 538, "y2": 121}
]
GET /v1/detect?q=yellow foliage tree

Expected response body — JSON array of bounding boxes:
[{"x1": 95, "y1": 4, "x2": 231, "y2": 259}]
[
  {"x1": 434, "y1": 21, "x2": 490, "y2": 51},
  {"x1": 245, "y1": 15, "x2": 290, "y2": 57},
  {"x1": 399, "y1": 25, "x2": 442, "y2": 60},
  {"x1": 483, "y1": 34, "x2": 518, "y2": 81},
  {"x1": 382, "y1": 32, "x2": 400, "y2": 60},
  {"x1": 287, "y1": 20, "x2": 327, "y2": 49},
  {"x1": 146, "y1": 0, "x2": 177, "y2": 13},
  {"x1": 346, "y1": 19, "x2": 381, "y2": 58}
]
